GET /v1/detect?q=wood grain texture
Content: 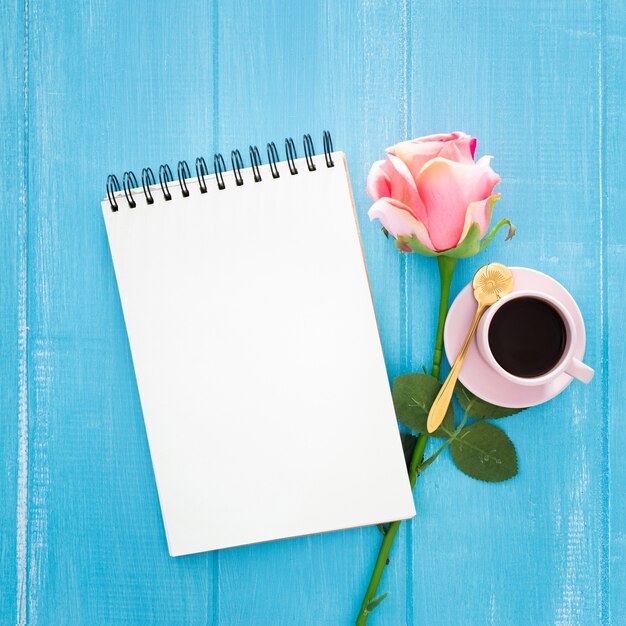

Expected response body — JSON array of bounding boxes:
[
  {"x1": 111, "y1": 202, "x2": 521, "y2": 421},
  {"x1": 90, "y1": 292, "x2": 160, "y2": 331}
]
[
  {"x1": 1, "y1": 1, "x2": 24, "y2": 624},
  {"x1": 0, "y1": 0, "x2": 622, "y2": 624},
  {"x1": 605, "y1": 0, "x2": 626, "y2": 623}
]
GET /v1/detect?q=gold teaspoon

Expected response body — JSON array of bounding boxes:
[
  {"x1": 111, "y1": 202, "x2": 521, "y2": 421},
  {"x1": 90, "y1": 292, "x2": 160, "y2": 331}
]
[{"x1": 426, "y1": 262, "x2": 515, "y2": 434}]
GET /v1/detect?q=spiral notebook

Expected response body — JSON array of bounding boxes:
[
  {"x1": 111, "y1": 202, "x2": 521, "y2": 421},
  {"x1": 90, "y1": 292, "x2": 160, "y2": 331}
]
[{"x1": 101, "y1": 132, "x2": 415, "y2": 556}]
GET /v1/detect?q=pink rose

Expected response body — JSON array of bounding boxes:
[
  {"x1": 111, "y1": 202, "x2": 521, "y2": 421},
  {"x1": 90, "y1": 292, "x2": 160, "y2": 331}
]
[{"x1": 367, "y1": 132, "x2": 511, "y2": 256}]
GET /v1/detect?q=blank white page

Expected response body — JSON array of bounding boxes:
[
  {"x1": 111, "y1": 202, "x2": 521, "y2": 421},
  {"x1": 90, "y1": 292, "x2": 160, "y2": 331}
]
[{"x1": 102, "y1": 152, "x2": 415, "y2": 556}]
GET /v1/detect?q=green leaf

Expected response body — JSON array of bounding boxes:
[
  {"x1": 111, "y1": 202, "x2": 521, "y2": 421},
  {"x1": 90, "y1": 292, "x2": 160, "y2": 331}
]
[
  {"x1": 365, "y1": 592, "x2": 390, "y2": 615},
  {"x1": 455, "y1": 382, "x2": 525, "y2": 419},
  {"x1": 392, "y1": 373, "x2": 454, "y2": 438},
  {"x1": 450, "y1": 422, "x2": 518, "y2": 482},
  {"x1": 400, "y1": 433, "x2": 418, "y2": 469}
]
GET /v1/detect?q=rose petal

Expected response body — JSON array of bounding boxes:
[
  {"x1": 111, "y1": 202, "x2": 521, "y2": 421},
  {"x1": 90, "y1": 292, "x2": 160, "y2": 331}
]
[
  {"x1": 394, "y1": 141, "x2": 447, "y2": 180},
  {"x1": 366, "y1": 159, "x2": 392, "y2": 201},
  {"x1": 368, "y1": 197, "x2": 435, "y2": 251},
  {"x1": 383, "y1": 153, "x2": 428, "y2": 224},
  {"x1": 416, "y1": 157, "x2": 500, "y2": 250},
  {"x1": 476, "y1": 154, "x2": 494, "y2": 167},
  {"x1": 459, "y1": 193, "x2": 501, "y2": 243},
  {"x1": 438, "y1": 135, "x2": 476, "y2": 164},
  {"x1": 394, "y1": 132, "x2": 476, "y2": 187},
  {"x1": 413, "y1": 132, "x2": 465, "y2": 143}
]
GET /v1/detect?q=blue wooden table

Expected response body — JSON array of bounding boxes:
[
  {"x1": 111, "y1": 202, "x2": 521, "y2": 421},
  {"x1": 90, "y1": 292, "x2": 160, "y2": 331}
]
[{"x1": 1, "y1": 1, "x2": 624, "y2": 624}]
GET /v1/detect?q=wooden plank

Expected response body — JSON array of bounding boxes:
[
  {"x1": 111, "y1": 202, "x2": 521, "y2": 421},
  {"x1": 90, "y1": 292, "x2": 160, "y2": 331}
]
[
  {"x1": 23, "y1": 1, "x2": 217, "y2": 622},
  {"x1": 407, "y1": 2, "x2": 605, "y2": 624},
  {"x1": 0, "y1": 1, "x2": 24, "y2": 623},
  {"x1": 214, "y1": 0, "x2": 410, "y2": 623},
  {"x1": 605, "y1": 0, "x2": 625, "y2": 622}
]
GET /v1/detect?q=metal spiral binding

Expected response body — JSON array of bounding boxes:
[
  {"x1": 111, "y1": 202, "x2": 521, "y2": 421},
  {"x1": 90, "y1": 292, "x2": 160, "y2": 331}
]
[
  {"x1": 142, "y1": 167, "x2": 156, "y2": 204},
  {"x1": 214, "y1": 153, "x2": 226, "y2": 190},
  {"x1": 231, "y1": 149, "x2": 244, "y2": 186},
  {"x1": 105, "y1": 131, "x2": 334, "y2": 210},
  {"x1": 249, "y1": 145, "x2": 262, "y2": 182},
  {"x1": 267, "y1": 142, "x2": 280, "y2": 179},
  {"x1": 303, "y1": 134, "x2": 316, "y2": 172},
  {"x1": 122, "y1": 171, "x2": 138, "y2": 208},
  {"x1": 323, "y1": 131, "x2": 334, "y2": 168},
  {"x1": 159, "y1": 164, "x2": 173, "y2": 201},
  {"x1": 285, "y1": 138, "x2": 298, "y2": 175},
  {"x1": 195, "y1": 157, "x2": 208, "y2": 193},
  {"x1": 106, "y1": 174, "x2": 121, "y2": 211},
  {"x1": 177, "y1": 160, "x2": 191, "y2": 197}
]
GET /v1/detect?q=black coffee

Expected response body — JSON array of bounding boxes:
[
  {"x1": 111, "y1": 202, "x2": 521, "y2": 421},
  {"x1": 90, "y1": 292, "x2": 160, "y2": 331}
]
[{"x1": 487, "y1": 297, "x2": 567, "y2": 378}]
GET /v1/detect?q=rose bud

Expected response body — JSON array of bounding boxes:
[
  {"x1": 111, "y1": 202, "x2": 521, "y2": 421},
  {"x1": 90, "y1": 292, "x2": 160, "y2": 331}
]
[{"x1": 367, "y1": 132, "x2": 514, "y2": 258}]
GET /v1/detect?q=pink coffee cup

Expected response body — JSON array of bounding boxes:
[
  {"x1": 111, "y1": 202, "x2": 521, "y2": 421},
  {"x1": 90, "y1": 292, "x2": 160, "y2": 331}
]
[{"x1": 476, "y1": 289, "x2": 594, "y2": 387}]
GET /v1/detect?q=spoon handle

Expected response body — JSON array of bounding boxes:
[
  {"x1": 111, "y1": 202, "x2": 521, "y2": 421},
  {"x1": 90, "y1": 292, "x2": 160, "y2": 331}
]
[{"x1": 427, "y1": 304, "x2": 486, "y2": 433}]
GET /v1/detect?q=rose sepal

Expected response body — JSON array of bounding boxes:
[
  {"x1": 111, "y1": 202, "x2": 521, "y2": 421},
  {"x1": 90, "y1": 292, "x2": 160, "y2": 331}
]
[
  {"x1": 394, "y1": 195, "x2": 515, "y2": 259},
  {"x1": 478, "y1": 217, "x2": 516, "y2": 251}
]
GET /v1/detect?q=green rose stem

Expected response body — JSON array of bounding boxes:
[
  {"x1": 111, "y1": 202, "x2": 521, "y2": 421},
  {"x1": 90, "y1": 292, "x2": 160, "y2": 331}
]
[
  {"x1": 430, "y1": 256, "x2": 456, "y2": 379},
  {"x1": 355, "y1": 255, "x2": 457, "y2": 625}
]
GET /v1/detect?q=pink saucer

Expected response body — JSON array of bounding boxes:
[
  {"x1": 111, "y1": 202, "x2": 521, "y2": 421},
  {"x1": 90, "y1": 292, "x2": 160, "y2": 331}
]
[{"x1": 444, "y1": 267, "x2": 587, "y2": 408}]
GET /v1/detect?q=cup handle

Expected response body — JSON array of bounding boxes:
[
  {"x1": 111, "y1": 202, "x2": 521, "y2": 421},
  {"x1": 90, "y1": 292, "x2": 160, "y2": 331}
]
[{"x1": 565, "y1": 358, "x2": 595, "y2": 383}]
